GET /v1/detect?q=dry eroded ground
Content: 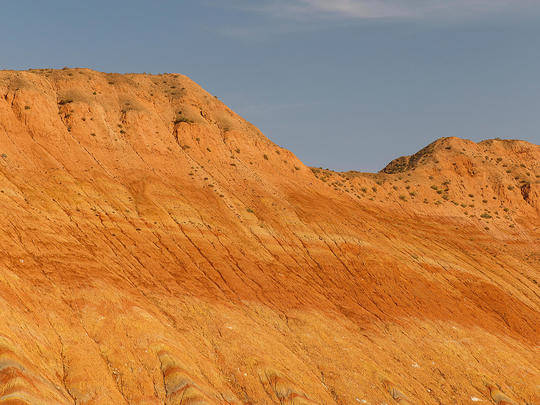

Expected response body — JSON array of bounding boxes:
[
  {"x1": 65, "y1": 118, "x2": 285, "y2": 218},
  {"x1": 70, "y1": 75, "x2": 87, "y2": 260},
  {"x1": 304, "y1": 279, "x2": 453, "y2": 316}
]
[{"x1": 0, "y1": 69, "x2": 538, "y2": 404}]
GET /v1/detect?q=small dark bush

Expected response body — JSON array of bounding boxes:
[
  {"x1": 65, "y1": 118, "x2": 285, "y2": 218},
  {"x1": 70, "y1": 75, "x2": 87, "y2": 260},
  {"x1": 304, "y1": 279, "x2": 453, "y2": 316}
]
[{"x1": 174, "y1": 117, "x2": 193, "y2": 124}]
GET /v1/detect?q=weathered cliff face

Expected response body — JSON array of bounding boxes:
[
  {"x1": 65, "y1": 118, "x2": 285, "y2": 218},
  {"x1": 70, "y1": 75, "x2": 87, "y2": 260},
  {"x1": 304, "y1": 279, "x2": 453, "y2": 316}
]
[{"x1": 0, "y1": 68, "x2": 538, "y2": 405}]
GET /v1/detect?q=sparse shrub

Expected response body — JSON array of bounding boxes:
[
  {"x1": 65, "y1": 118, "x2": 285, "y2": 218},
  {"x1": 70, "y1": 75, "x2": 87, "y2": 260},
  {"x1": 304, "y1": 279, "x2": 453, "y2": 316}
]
[
  {"x1": 263, "y1": 154, "x2": 269, "y2": 160},
  {"x1": 24, "y1": 105, "x2": 30, "y2": 110},
  {"x1": 480, "y1": 213, "x2": 492, "y2": 219},
  {"x1": 58, "y1": 99, "x2": 73, "y2": 105},
  {"x1": 174, "y1": 117, "x2": 193, "y2": 124},
  {"x1": 399, "y1": 195, "x2": 407, "y2": 201}
]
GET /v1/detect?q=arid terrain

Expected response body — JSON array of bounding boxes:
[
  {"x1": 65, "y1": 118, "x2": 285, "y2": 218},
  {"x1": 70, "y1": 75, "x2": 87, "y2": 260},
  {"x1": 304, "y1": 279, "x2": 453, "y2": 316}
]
[{"x1": 0, "y1": 68, "x2": 538, "y2": 404}]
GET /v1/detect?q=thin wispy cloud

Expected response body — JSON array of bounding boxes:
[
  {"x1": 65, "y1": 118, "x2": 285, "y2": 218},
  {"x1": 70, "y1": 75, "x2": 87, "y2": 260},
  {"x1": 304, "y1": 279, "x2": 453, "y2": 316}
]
[
  {"x1": 230, "y1": 0, "x2": 538, "y2": 20},
  {"x1": 211, "y1": 0, "x2": 540, "y2": 40}
]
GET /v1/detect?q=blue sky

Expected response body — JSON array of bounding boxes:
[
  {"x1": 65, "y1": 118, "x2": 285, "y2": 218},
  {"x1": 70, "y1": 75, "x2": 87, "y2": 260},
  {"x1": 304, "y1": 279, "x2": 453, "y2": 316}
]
[{"x1": 2, "y1": 0, "x2": 539, "y2": 171}]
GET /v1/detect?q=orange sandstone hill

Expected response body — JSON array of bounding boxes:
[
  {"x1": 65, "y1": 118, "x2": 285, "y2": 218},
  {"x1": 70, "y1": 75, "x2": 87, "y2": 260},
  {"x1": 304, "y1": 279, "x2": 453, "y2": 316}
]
[{"x1": 0, "y1": 68, "x2": 538, "y2": 405}]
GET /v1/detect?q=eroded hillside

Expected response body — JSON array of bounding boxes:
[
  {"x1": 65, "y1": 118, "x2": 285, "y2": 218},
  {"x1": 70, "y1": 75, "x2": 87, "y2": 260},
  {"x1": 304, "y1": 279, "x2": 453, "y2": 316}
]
[
  {"x1": 311, "y1": 137, "x2": 539, "y2": 232},
  {"x1": 0, "y1": 68, "x2": 538, "y2": 404}
]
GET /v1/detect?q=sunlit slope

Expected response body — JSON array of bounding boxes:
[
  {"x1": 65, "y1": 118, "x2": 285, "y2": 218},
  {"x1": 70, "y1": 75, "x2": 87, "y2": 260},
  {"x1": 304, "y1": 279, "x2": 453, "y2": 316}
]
[{"x1": 0, "y1": 68, "x2": 538, "y2": 404}]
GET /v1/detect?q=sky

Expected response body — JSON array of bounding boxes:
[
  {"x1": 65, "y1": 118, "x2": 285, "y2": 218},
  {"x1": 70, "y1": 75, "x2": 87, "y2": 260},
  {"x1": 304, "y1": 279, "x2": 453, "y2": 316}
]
[{"x1": 1, "y1": 0, "x2": 539, "y2": 171}]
